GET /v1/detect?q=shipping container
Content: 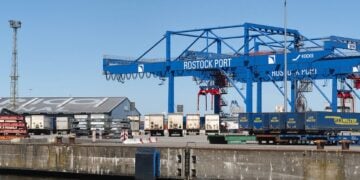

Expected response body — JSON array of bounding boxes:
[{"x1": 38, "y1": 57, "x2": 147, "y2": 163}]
[
  {"x1": 268, "y1": 113, "x2": 286, "y2": 133},
  {"x1": 305, "y1": 112, "x2": 360, "y2": 134},
  {"x1": 205, "y1": 114, "x2": 220, "y2": 134},
  {"x1": 186, "y1": 114, "x2": 200, "y2": 135},
  {"x1": 252, "y1": 113, "x2": 269, "y2": 133},
  {"x1": 107, "y1": 118, "x2": 133, "y2": 139},
  {"x1": 168, "y1": 113, "x2": 183, "y2": 136},
  {"x1": 286, "y1": 113, "x2": 305, "y2": 133},
  {"x1": 145, "y1": 114, "x2": 165, "y2": 136},
  {"x1": 28, "y1": 115, "x2": 53, "y2": 135},
  {"x1": 238, "y1": 113, "x2": 253, "y2": 130}
]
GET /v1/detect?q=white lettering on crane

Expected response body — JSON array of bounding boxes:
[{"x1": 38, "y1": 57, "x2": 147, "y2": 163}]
[
  {"x1": 183, "y1": 58, "x2": 232, "y2": 70},
  {"x1": 271, "y1": 68, "x2": 317, "y2": 77}
]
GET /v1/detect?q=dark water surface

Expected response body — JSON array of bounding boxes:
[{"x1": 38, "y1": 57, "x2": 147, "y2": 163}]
[{"x1": 0, "y1": 175, "x2": 77, "y2": 180}]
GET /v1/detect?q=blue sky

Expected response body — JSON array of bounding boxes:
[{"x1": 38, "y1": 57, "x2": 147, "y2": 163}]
[{"x1": 0, "y1": 0, "x2": 360, "y2": 115}]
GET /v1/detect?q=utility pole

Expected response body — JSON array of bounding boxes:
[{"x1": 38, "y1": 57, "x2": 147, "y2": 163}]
[
  {"x1": 283, "y1": 0, "x2": 288, "y2": 112},
  {"x1": 9, "y1": 20, "x2": 21, "y2": 110}
]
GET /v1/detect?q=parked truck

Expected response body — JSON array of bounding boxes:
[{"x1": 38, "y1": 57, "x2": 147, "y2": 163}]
[
  {"x1": 26, "y1": 115, "x2": 53, "y2": 135},
  {"x1": 168, "y1": 113, "x2": 183, "y2": 136},
  {"x1": 56, "y1": 116, "x2": 71, "y2": 134},
  {"x1": 186, "y1": 114, "x2": 200, "y2": 135},
  {"x1": 205, "y1": 114, "x2": 220, "y2": 135},
  {"x1": 145, "y1": 114, "x2": 165, "y2": 136}
]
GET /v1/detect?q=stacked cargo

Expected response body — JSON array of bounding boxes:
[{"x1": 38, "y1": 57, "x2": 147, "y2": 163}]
[
  {"x1": 72, "y1": 114, "x2": 89, "y2": 136},
  {"x1": 89, "y1": 114, "x2": 110, "y2": 135},
  {"x1": 0, "y1": 109, "x2": 28, "y2": 140},
  {"x1": 108, "y1": 118, "x2": 131, "y2": 138},
  {"x1": 127, "y1": 115, "x2": 140, "y2": 135}
]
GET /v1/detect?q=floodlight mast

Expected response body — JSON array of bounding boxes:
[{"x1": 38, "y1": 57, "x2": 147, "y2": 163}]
[
  {"x1": 9, "y1": 20, "x2": 21, "y2": 110},
  {"x1": 284, "y1": 0, "x2": 288, "y2": 112}
]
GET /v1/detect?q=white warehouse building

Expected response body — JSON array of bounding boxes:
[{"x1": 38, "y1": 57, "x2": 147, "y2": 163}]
[{"x1": 0, "y1": 97, "x2": 140, "y2": 135}]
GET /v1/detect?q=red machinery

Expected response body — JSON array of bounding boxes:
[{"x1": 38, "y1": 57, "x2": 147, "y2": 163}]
[
  {"x1": 337, "y1": 90, "x2": 354, "y2": 112},
  {"x1": 197, "y1": 87, "x2": 221, "y2": 111}
]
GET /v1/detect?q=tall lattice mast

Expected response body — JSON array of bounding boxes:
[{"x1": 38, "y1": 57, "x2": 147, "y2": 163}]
[{"x1": 9, "y1": 20, "x2": 21, "y2": 110}]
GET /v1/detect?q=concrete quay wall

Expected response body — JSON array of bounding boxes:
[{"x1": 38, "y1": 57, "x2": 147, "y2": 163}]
[{"x1": 0, "y1": 144, "x2": 359, "y2": 179}]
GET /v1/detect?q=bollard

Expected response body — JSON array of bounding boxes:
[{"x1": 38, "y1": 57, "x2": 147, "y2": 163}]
[
  {"x1": 340, "y1": 140, "x2": 351, "y2": 150},
  {"x1": 69, "y1": 135, "x2": 76, "y2": 144},
  {"x1": 314, "y1": 140, "x2": 326, "y2": 150},
  {"x1": 56, "y1": 136, "x2": 63, "y2": 144},
  {"x1": 92, "y1": 130, "x2": 96, "y2": 143}
]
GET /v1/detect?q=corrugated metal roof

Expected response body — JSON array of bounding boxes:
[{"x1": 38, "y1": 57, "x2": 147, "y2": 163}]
[{"x1": 0, "y1": 97, "x2": 127, "y2": 114}]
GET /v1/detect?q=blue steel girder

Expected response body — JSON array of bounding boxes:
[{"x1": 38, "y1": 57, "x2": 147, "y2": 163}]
[{"x1": 104, "y1": 52, "x2": 360, "y2": 82}]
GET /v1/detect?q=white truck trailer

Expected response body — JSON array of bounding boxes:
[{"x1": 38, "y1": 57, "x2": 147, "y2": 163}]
[
  {"x1": 205, "y1": 114, "x2": 220, "y2": 135},
  {"x1": 145, "y1": 114, "x2": 165, "y2": 136},
  {"x1": 56, "y1": 117, "x2": 71, "y2": 134},
  {"x1": 168, "y1": 113, "x2": 183, "y2": 137},
  {"x1": 186, "y1": 114, "x2": 200, "y2": 135},
  {"x1": 26, "y1": 115, "x2": 53, "y2": 135},
  {"x1": 127, "y1": 115, "x2": 140, "y2": 135},
  {"x1": 144, "y1": 115, "x2": 150, "y2": 135},
  {"x1": 220, "y1": 116, "x2": 239, "y2": 133}
]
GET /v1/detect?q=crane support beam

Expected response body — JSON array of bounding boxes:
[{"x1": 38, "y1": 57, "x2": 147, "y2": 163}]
[{"x1": 312, "y1": 80, "x2": 332, "y2": 105}]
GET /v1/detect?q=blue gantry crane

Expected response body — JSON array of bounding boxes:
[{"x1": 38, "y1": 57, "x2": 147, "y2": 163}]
[{"x1": 103, "y1": 23, "x2": 360, "y2": 115}]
